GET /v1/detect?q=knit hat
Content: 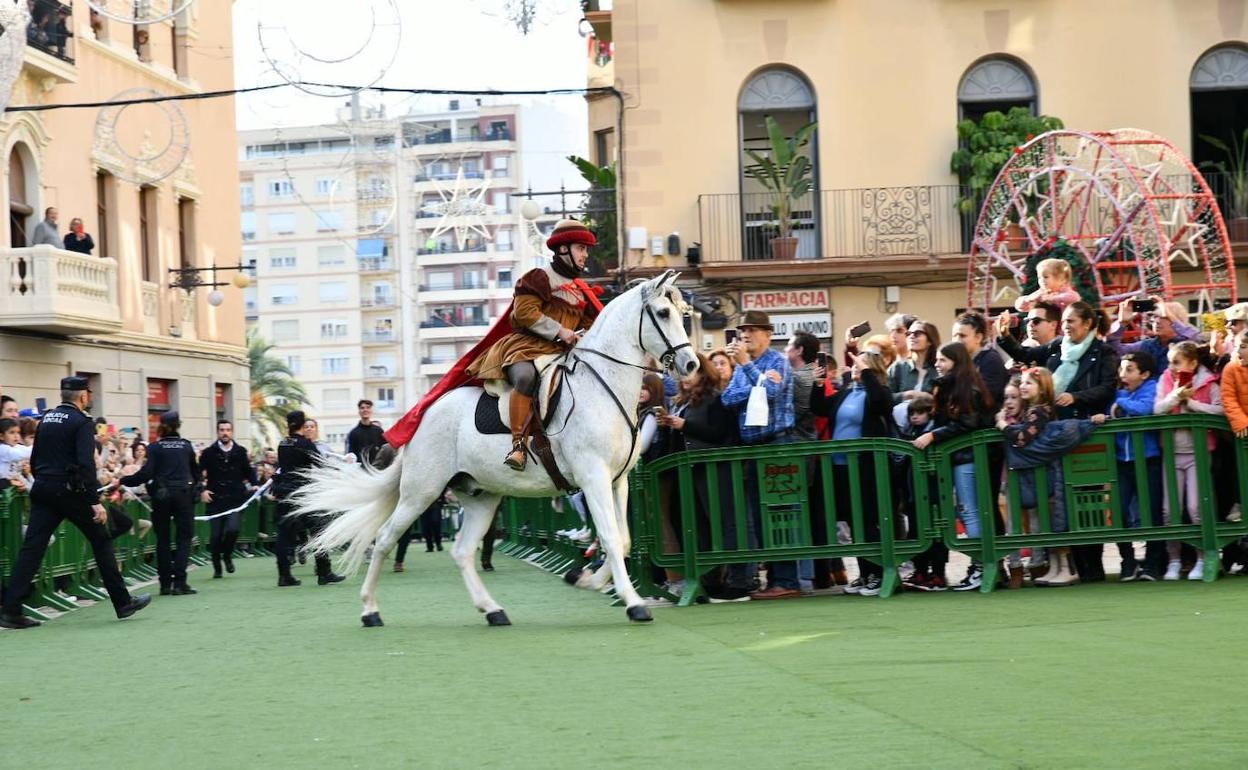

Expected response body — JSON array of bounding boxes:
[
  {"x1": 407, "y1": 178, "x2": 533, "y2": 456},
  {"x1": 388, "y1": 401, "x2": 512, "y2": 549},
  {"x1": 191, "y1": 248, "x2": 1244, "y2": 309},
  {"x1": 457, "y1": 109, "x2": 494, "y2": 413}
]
[{"x1": 545, "y1": 219, "x2": 597, "y2": 251}]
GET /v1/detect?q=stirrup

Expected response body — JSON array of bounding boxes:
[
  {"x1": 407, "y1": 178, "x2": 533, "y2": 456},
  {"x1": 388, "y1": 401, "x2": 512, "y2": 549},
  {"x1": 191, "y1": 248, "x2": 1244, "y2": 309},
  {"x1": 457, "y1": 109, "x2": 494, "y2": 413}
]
[{"x1": 504, "y1": 439, "x2": 527, "y2": 470}]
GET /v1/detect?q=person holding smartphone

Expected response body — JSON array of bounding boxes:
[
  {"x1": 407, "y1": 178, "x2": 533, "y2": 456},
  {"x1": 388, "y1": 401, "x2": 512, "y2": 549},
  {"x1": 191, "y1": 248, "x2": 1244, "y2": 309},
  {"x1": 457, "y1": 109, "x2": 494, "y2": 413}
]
[
  {"x1": 62, "y1": 217, "x2": 95, "y2": 256},
  {"x1": 1105, "y1": 296, "x2": 1201, "y2": 369}
]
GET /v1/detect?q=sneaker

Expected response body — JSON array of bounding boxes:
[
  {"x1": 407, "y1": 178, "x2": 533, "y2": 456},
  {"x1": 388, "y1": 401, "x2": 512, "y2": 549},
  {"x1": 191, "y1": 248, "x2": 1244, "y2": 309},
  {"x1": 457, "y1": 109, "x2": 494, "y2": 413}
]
[
  {"x1": 1187, "y1": 560, "x2": 1204, "y2": 581},
  {"x1": 1229, "y1": 504, "x2": 1242, "y2": 523},
  {"x1": 706, "y1": 585, "x2": 751, "y2": 603},
  {"x1": 954, "y1": 565, "x2": 983, "y2": 592},
  {"x1": 663, "y1": 579, "x2": 686, "y2": 598},
  {"x1": 858, "y1": 575, "x2": 882, "y2": 597},
  {"x1": 903, "y1": 572, "x2": 929, "y2": 591},
  {"x1": 1120, "y1": 565, "x2": 1140, "y2": 583},
  {"x1": 898, "y1": 561, "x2": 916, "y2": 581},
  {"x1": 843, "y1": 578, "x2": 864, "y2": 595},
  {"x1": 1137, "y1": 570, "x2": 1157, "y2": 582},
  {"x1": 928, "y1": 575, "x2": 948, "y2": 591},
  {"x1": 1163, "y1": 560, "x2": 1182, "y2": 581}
]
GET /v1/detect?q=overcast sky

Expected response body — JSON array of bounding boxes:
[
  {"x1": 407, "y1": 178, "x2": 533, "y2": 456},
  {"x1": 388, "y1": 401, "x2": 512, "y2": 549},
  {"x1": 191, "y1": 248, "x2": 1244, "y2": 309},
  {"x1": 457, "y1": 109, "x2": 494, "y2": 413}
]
[{"x1": 229, "y1": 0, "x2": 590, "y2": 189}]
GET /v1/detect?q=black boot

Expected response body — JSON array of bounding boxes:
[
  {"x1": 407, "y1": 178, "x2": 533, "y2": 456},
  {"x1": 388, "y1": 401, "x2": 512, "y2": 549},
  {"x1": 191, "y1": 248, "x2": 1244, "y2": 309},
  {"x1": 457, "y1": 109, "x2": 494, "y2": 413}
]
[
  {"x1": 116, "y1": 594, "x2": 152, "y2": 619},
  {"x1": 278, "y1": 574, "x2": 301, "y2": 587},
  {"x1": 171, "y1": 584, "x2": 197, "y2": 596},
  {"x1": 212, "y1": 556, "x2": 223, "y2": 579},
  {"x1": 224, "y1": 556, "x2": 235, "y2": 574},
  {"x1": 318, "y1": 573, "x2": 346, "y2": 585},
  {"x1": 159, "y1": 583, "x2": 172, "y2": 596},
  {"x1": 0, "y1": 612, "x2": 40, "y2": 629}
]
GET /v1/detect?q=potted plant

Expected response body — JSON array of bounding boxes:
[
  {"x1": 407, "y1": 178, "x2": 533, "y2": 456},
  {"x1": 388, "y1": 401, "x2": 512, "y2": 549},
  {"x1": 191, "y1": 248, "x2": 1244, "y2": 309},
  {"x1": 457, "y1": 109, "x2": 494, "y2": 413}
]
[
  {"x1": 743, "y1": 116, "x2": 817, "y2": 260},
  {"x1": 950, "y1": 107, "x2": 1064, "y2": 247},
  {"x1": 1199, "y1": 129, "x2": 1248, "y2": 242}
]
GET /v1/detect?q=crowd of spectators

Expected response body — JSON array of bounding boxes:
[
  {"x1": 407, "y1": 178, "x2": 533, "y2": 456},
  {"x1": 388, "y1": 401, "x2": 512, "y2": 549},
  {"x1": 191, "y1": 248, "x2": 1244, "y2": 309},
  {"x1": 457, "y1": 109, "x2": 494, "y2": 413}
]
[{"x1": 636, "y1": 281, "x2": 1248, "y2": 603}]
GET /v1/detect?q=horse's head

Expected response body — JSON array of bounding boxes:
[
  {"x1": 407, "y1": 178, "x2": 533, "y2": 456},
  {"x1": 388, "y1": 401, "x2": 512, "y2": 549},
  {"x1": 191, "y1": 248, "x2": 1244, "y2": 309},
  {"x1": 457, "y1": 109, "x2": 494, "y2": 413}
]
[{"x1": 639, "y1": 271, "x2": 699, "y2": 377}]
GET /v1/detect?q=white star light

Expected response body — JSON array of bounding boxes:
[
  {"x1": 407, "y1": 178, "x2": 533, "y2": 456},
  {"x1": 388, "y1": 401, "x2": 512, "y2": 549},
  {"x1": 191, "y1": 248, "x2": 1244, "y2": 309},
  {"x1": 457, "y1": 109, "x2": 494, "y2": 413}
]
[{"x1": 421, "y1": 168, "x2": 496, "y2": 247}]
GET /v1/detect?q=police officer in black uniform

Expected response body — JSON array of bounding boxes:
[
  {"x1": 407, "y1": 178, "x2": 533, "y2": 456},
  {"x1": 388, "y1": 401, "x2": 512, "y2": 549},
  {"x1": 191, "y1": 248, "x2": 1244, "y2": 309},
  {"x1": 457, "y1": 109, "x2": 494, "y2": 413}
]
[
  {"x1": 274, "y1": 410, "x2": 344, "y2": 587},
  {"x1": 199, "y1": 419, "x2": 256, "y2": 579},
  {"x1": 121, "y1": 411, "x2": 199, "y2": 596},
  {"x1": 346, "y1": 398, "x2": 386, "y2": 465},
  {"x1": 0, "y1": 377, "x2": 151, "y2": 629}
]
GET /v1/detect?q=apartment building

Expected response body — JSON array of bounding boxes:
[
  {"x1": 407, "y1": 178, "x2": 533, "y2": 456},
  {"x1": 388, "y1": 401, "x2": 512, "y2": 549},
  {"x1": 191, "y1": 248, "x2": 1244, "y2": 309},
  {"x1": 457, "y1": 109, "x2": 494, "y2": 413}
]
[
  {"x1": 1, "y1": 1, "x2": 248, "y2": 443},
  {"x1": 241, "y1": 99, "x2": 556, "y2": 449},
  {"x1": 586, "y1": 0, "x2": 1248, "y2": 357}
]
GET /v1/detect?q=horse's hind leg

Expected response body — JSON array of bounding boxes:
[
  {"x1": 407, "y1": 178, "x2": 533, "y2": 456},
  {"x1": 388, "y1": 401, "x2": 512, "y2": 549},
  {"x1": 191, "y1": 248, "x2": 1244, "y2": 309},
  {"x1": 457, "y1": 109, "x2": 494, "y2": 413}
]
[
  {"x1": 360, "y1": 492, "x2": 433, "y2": 627},
  {"x1": 451, "y1": 493, "x2": 509, "y2": 626}
]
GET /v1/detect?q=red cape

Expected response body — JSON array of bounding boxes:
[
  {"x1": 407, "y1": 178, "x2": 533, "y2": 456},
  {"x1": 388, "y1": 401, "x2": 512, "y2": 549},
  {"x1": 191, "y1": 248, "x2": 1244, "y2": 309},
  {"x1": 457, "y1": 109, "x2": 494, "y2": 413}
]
[{"x1": 384, "y1": 278, "x2": 603, "y2": 448}]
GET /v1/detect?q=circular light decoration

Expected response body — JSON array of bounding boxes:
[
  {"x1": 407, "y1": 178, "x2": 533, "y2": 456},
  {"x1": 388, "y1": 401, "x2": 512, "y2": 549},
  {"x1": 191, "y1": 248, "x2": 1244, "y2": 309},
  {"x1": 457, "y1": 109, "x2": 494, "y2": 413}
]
[
  {"x1": 207, "y1": 290, "x2": 224, "y2": 307},
  {"x1": 0, "y1": 0, "x2": 29, "y2": 116},
  {"x1": 93, "y1": 87, "x2": 191, "y2": 183},
  {"x1": 967, "y1": 128, "x2": 1237, "y2": 315},
  {"x1": 231, "y1": 272, "x2": 251, "y2": 289},
  {"x1": 520, "y1": 199, "x2": 541, "y2": 221},
  {"x1": 257, "y1": 0, "x2": 402, "y2": 98},
  {"x1": 87, "y1": 0, "x2": 196, "y2": 24}
]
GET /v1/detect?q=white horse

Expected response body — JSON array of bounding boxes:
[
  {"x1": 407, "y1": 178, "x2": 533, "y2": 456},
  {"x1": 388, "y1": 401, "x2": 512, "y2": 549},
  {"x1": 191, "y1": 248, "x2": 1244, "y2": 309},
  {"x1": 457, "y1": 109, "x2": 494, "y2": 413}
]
[{"x1": 294, "y1": 271, "x2": 699, "y2": 627}]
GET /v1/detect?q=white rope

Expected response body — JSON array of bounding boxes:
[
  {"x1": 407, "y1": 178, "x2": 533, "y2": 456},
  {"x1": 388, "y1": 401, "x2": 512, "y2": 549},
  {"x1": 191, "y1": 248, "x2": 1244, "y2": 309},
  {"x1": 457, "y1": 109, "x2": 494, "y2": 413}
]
[{"x1": 194, "y1": 480, "x2": 273, "y2": 521}]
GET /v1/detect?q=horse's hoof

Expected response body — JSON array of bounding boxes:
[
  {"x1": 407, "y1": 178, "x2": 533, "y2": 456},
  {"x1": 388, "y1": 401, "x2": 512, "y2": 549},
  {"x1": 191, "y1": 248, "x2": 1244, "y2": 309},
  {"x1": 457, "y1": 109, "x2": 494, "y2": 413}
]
[
  {"x1": 626, "y1": 605, "x2": 653, "y2": 623},
  {"x1": 361, "y1": 612, "x2": 384, "y2": 627},
  {"x1": 485, "y1": 610, "x2": 511, "y2": 627},
  {"x1": 563, "y1": 567, "x2": 583, "y2": 586}
]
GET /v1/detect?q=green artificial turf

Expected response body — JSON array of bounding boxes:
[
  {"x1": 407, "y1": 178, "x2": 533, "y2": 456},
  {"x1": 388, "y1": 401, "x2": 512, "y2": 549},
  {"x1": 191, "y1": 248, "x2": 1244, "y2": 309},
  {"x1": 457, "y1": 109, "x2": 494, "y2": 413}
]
[{"x1": 3, "y1": 553, "x2": 1247, "y2": 769}]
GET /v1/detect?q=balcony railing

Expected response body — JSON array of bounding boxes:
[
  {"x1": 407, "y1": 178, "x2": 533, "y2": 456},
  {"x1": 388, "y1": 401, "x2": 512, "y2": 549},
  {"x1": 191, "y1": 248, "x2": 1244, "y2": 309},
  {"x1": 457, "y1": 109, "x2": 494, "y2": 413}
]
[
  {"x1": 26, "y1": 0, "x2": 76, "y2": 64},
  {"x1": 418, "y1": 280, "x2": 489, "y2": 292},
  {"x1": 405, "y1": 129, "x2": 512, "y2": 147},
  {"x1": 697, "y1": 185, "x2": 975, "y2": 263},
  {"x1": 417, "y1": 244, "x2": 487, "y2": 256},
  {"x1": 361, "y1": 296, "x2": 395, "y2": 309},
  {"x1": 365, "y1": 366, "x2": 395, "y2": 379},
  {"x1": 358, "y1": 257, "x2": 394, "y2": 272},
  {"x1": 362, "y1": 330, "x2": 396, "y2": 343},
  {"x1": 421, "y1": 355, "x2": 456, "y2": 364},
  {"x1": 420, "y1": 317, "x2": 487, "y2": 329},
  {"x1": 414, "y1": 170, "x2": 484, "y2": 183},
  {"x1": 1, "y1": 246, "x2": 121, "y2": 335}
]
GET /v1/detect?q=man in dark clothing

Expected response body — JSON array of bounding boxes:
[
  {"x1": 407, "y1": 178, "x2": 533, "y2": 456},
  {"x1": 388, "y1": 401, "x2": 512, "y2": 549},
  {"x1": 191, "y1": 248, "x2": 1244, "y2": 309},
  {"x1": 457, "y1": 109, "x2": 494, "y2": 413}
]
[
  {"x1": 121, "y1": 411, "x2": 200, "y2": 595},
  {"x1": 0, "y1": 377, "x2": 151, "y2": 629},
  {"x1": 346, "y1": 399, "x2": 386, "y2": 465},
  {"x1": 274, "y1": 410, "x2": 344, "y2": 587},
  {"x1": 200, "y1": 419, "x2": 257, "y2": 578}
]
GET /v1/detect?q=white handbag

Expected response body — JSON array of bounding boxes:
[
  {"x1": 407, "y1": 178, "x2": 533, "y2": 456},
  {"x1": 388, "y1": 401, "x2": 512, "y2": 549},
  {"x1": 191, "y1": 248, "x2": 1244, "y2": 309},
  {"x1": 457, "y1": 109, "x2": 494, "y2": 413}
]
[{"x1": 744, "y1": 373, "x2": 770, "y2": 427}]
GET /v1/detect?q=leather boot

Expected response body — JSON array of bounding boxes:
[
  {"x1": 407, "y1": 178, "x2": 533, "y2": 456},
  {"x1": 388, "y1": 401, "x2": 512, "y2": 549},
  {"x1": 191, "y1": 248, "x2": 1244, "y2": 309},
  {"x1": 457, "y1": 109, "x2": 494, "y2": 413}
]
[
  {"x1": 504, "y1": 393, "x2": 534, "y2": 471},
  {"x1": 212, "y1": 555, "x2": 223, "y2": 579},
  {"x1": 1008, "y1": 565, "x2": 1025, "y2": 589},
  {"x1": 1037, "y1": 547, "x2": 1079, "y2": 587}
]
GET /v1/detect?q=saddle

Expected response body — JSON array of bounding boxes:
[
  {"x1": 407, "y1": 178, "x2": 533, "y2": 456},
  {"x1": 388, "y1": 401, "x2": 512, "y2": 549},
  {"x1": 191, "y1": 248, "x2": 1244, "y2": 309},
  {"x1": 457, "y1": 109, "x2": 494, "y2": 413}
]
[{"x1": 473, "y1": 354, "x2": 575, "y2": 491}]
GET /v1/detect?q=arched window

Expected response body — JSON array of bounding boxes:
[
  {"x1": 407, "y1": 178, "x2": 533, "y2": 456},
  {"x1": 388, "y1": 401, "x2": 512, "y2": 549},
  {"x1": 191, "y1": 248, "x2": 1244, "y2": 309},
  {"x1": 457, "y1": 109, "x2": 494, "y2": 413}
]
[
  {"x1": 957, "y1": 56, "x2": 1037, "y2": 122},
  {"x1": 737, "y1": 66, "x2": 819, "y2": 260},
  {"x1": 1190, "y1": 44, "x2": 1248, "y2": 219},
  {"x1": 8, "y1": 144, "x2": 35, "y2": 248}
]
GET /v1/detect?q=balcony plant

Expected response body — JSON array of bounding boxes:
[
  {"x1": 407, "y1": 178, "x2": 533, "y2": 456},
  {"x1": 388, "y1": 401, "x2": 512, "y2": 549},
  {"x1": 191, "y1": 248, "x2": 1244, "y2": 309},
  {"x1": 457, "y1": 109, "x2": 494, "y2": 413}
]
[
  {"x1": 1199, "y1": 128, "x2": 1248, "y2": 242},
  {"x1": 567, "y1": 155, "x2": 617, "y2": 275},
  {"x1": 950, "y1": 107, "x2": 1063, "y2": 248},
  {"x1": 742, "y1": 116, "x2": 817, "y2": 260}
]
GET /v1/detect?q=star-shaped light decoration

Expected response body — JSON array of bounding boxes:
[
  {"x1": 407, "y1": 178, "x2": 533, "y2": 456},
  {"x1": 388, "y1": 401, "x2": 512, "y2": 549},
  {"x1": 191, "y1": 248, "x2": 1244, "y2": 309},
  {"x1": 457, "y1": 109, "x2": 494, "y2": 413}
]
[
  {"x1": 421, "y1": 167, "x2": 496, "y2": 247},
  {"x1": 1158, "y1": 201, "x2": 1206, "y2": 268}
]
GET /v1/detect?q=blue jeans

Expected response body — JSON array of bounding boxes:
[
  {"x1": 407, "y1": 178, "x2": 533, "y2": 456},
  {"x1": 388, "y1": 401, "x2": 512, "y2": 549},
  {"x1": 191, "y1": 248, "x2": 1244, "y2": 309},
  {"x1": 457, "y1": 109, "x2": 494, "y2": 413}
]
[
  {"x1": 1016, "y1": 462, "x2": 1067, "y2": 533},
  {"x1": 952, "y1": 463, "x2": 981, "y2": 539},
  {"x1": 731, "y1": 431, "x2": 804, "y2": 590},
  {"x1": 1116, "y1": 457, "x2": 1166, "y2": 574}
]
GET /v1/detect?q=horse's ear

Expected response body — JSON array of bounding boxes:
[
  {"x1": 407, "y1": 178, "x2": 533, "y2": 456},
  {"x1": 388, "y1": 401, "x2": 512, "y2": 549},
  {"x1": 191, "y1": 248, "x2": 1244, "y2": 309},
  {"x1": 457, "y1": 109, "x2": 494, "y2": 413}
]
[{"x1": 662, "y1": 271, "x2": 682, "y2": 293}]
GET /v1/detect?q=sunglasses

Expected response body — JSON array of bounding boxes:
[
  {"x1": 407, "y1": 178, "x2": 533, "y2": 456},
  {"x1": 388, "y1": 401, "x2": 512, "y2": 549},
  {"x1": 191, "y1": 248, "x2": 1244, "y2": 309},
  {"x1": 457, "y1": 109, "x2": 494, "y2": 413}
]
[
  {"x1": 1026, "y1": 317, "x2": 1049, "y2": 325},
  {"x1": 906, "y1": 330, "x2": 926, "y2": 337}
]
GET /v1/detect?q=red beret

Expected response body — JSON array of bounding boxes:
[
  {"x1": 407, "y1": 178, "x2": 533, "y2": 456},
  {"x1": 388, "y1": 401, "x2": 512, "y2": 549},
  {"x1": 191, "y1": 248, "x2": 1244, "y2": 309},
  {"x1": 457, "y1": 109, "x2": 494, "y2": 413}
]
[{"x1": 546, "y1": 219, "x2": 597, "y2": 250}]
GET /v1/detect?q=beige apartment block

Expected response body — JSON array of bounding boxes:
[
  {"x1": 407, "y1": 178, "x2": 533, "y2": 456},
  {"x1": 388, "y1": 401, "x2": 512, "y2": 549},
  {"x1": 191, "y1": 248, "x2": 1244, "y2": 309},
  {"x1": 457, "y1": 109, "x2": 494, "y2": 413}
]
[
  {"x1": 586, "y1": 0, "x2": 1248, "y2": 357},
  {"x1": 240, "y1": 98, "x2": 557, "y2": 449},
  {"x1": 2, "y1": 1, "x2": 247, "y2": 444}
]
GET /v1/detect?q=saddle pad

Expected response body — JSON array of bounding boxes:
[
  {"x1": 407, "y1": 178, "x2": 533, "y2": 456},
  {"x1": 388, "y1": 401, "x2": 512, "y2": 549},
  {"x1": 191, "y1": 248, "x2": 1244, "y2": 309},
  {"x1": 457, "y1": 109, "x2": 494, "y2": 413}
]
[{"x1": 474, "y1": 392, "x2": 511, "y2": 435}]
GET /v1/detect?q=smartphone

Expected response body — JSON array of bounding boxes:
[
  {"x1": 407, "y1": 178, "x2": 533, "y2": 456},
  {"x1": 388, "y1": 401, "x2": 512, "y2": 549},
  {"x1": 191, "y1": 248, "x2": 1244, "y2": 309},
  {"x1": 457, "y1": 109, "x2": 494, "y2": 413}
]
[
  {"x1": 35, "y1": 397, "x2": 47, "y2": 413},
  {"x1": 651, "y1": 405, "x2": 667, "y2": 418},
  {"x1": 1131, "y1": 298, "x2": 1157, "y2": 313},
  {"x1": 1177, "y1": 370, "x2": 1194, "y2": 387},
  {"x1": 108, "y1": 424, "x2": 116, "y2": 436},
  {"x1": 724, "y1": 329, "x2": 737, "y2": 345},
  {"x1": 816, "y1": 351, "x2": 828, "y2": 368},
  {"x1": 96, "y1": 423, "x2": 107, "y2": 437},
  {"x1": 849, "y1": 321, "x2": 871, "y2": 339}
]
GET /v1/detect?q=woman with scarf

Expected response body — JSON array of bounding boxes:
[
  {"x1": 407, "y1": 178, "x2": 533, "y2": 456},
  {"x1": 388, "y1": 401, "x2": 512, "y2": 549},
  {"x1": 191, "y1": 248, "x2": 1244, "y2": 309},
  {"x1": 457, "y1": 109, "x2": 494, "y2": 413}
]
[{"x1": 995, "y1": 301, "x2": 1120, "y2": 580}]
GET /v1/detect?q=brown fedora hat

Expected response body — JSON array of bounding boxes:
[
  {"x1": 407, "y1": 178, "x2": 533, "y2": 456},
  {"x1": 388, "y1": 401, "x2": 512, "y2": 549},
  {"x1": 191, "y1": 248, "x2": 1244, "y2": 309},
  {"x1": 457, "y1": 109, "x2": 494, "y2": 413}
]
[{"x1": 738, "y1": 310, "x2": 773, "y2": 330}]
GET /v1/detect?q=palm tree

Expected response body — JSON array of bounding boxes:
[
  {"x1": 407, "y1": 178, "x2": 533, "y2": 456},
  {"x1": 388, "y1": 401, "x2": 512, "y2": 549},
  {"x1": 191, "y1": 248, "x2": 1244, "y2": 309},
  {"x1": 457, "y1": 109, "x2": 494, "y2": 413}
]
[{"x1": 247, "y1": 327, "x2": 309, "y2": 448}]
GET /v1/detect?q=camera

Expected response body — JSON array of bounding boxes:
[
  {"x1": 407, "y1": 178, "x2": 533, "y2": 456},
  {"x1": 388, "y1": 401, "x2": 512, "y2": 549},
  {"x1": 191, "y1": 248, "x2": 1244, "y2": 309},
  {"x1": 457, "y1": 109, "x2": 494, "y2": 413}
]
[{"x1": 1131, "y1": 299, "x2": 1157, "y2": 313}]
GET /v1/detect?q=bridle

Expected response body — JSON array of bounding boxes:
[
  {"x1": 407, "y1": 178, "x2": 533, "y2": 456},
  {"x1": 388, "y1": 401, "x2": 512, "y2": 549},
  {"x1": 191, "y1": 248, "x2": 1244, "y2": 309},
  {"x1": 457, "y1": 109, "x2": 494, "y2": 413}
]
[{"x1": 553, "y1": 289, "x2": 693, "y2": 483}]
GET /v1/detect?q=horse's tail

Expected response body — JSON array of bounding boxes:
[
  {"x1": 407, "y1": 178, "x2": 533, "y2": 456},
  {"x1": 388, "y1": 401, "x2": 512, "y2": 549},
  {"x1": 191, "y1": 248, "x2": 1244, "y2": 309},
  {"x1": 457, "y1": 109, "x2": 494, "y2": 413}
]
[{"x1": 293, "y1": 449, "x2": 405, "y2": 576}]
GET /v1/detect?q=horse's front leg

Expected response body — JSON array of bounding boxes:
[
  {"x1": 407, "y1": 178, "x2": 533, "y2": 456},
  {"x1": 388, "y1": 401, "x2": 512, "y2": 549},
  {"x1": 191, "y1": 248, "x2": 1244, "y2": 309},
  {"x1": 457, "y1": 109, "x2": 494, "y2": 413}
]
[{"x1": 581, "y1": 471, "x2": 650, "y2": 622}]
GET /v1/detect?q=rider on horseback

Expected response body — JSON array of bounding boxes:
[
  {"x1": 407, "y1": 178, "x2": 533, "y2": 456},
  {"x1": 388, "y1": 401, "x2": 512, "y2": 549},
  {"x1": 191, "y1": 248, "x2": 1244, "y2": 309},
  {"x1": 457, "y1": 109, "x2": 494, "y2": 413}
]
[{"x1": 465, "y1": 219, "x2": 601, "y2": 470}]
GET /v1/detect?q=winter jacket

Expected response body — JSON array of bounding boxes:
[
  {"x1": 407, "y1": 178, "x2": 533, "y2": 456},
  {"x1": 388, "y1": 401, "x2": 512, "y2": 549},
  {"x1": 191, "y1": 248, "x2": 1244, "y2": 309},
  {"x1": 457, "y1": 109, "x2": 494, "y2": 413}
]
[
  {"x1": 810, "y1": 369, "x2": 895, "y2": 439},
  {"x1": 1110, "y1": 379, "x2": 1161, "y2": 461},
  {"x1": 888, "y1": 358, "x2": 937, "y2": 405},
  {"x1": 997, "y1": 334, "x2": 1120, "y2": 419},
  {"x1": 927, "y1": 374, "x2": 995, "y2": 465},
  {"x1": 1222, "y1": 360, "x2": 1248, "y2": 434},
  {"x1": 1154, "y1": 366, "x2": 1224, "y2": 453}
]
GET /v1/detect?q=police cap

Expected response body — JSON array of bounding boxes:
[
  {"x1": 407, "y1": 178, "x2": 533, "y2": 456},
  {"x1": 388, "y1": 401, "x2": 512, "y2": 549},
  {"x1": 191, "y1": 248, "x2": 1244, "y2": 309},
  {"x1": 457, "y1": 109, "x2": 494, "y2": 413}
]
[
  {"x1": 160, "y1": 411, "x2": 181, "y2": 426},
  {"x1": 60, "y1": 376, "x2": 90, "y2": 391}
]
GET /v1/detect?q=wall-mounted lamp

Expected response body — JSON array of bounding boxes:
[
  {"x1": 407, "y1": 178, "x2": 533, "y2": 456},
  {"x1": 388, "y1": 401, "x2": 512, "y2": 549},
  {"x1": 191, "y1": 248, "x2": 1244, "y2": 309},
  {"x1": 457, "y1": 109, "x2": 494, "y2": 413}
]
[{"x1": 169, "y1": 263, "x2": 252, "y2": 306}]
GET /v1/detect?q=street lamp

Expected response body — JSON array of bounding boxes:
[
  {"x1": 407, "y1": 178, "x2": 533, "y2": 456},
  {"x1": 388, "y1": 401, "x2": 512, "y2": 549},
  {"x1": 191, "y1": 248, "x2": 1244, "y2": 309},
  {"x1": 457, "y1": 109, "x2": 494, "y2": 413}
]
[{"x1": 168, "y1": 263, "x2": 252, "y2": 306}]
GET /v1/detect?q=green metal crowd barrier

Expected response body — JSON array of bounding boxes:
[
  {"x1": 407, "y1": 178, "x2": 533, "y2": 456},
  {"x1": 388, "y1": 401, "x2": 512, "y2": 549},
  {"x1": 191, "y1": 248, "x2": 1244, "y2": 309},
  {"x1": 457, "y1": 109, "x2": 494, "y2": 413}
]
[
  {"x1": 0, "y1": 488, "x2": 274, "y2": 619},
  {"x1": 623, "y1": 413, "x2": 1248, "y2": 602}
]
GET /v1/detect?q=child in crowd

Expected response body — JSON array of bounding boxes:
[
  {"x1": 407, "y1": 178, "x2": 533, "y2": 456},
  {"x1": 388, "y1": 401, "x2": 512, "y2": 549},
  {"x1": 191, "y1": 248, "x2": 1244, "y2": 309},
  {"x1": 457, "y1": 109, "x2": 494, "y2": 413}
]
[
  {"x1": 0, "y1": 418, "x2": 33, "y2": 491},
  {"x1": 995, "y1": 376, "x2": 1032, "y2": 586},
  {"x1": 1015, "y1": 257, "x2": 1081, "y2": 313},
  {"x1": 1154, "y1": 341, "x2": 1224, "y2": 581},
  {"x1": 1223, "y1": 335, "x2": 1248, "y2": 439},
  {"x1": 1002, "y1": 367, "x2": 1078, "y2": 586},
  {"x1": 1092, "y1": 352, "x2": 1166, "y2": 580},
  {"x1": 896, "y1": 394, "x2": 947, "y2": 591}
]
